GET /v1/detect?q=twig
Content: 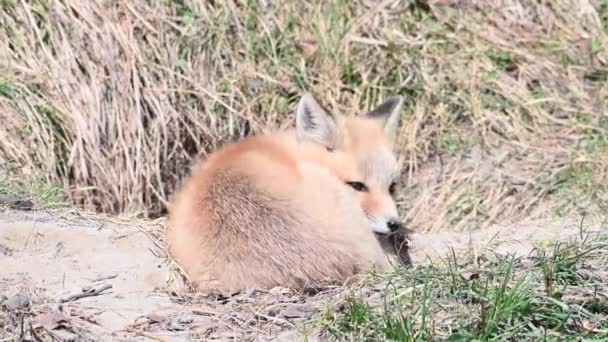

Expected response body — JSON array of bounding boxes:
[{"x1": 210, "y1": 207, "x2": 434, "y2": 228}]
[
  {"x1": 253, "y1": 311, "x2": 294, "y2": 328},
  {"x1": 124, "y1": 327, "x2": 171, "y2": 342},
  {"x1": 192, "y1": 308, "x2": 219, "y2": 316},
  {"x1": 18, "y1": 312, "x2": 26, "y2": 341},
  {"x1": 87, "y1": 274, "x2": 118, "y2": 282},
  {"x1": 59, "y1": 284, "x2": 112, "y2": 303},
  {"x1": 40, "y1": 326, "x2": 80, "y2": 342}
]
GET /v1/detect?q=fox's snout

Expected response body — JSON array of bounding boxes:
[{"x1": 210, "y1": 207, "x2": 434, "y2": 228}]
[
  {"x1": 361, "y1": 192, "x2": 401, "y2": 235},
  {"x1": 368, "y1": 215, "x2": 402, "y2": 235},
  {"x1": 363, "y1": 194, "x2": 402, "y2": 235},
  {"x1": 387, "y1": 220, "x2": 401, "y2": 232}
]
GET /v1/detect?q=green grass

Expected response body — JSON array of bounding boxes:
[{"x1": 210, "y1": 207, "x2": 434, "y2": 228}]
[
  {"x1": 0, "y1": 163, "x2": 68, "y2": 209},
  {"x1": 314, "y1": 221, "x2": 608, "y2": 341}
]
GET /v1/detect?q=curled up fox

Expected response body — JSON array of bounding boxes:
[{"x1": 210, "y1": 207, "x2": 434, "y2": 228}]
[{"x1": 166, "y1": 93, "x2": 411, "y2": 292}]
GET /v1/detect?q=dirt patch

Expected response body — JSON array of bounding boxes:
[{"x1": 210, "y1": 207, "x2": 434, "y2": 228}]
[
  {"x1": 0, "y1": 208, "x2": 599, "y2": 340},
  {"x1": 0, "y1": 209, "x2": 173, "y2": 340},
  {"x1": 0, "y1": 209, "x2": 339, "y2": 340},
  {"x1": 408, "y1": 216, "x2": 598, "y2": 261}
]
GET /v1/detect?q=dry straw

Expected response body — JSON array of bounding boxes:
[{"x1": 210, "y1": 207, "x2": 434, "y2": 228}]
[{"x1": 0, "y1": 0, "x2": 606, "y2": 232}]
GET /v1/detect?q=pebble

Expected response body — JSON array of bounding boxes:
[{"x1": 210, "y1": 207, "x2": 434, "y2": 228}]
[{"x1": 3, "y1": 293, "x2": 31, "y2": 310}]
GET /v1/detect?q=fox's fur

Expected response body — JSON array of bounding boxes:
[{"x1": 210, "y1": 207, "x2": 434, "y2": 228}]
[{"x1": 166, "y1": 93, "x2": 409, "y2": 292}]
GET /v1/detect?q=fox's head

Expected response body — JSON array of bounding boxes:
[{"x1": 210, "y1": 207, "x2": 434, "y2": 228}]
[{"x1": 294, "y1": 93, "x2": 404, "y2": 236}]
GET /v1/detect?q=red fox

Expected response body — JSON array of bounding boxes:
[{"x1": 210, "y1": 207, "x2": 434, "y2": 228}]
[{"x1": 166, "y1": 93, "x2": 410, "y2": 292}]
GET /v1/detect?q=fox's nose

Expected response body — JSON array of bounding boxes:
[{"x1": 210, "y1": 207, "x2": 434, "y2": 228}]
[{"x1": 387, "y1": 220, "x2": 401, "y2": 233}]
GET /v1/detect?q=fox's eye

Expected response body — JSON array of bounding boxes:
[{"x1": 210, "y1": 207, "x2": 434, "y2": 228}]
[
  {"x1": 346, "y1": 181, "x2": 368, "y2": 192},
  {"x1": 389, "y1": 182, "x2": 397, "y2": 196}
]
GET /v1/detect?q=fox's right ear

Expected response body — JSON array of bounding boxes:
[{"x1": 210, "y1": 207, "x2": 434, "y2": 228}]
[
  {"x1": 295, "y1": 93, "x2": 339, "y2": 151},
  {"x1": 366, "y1": 95, "x2": 403, "y2": 143}
]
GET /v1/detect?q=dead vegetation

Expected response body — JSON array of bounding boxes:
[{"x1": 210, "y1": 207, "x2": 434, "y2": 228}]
[
  {"x1": 0, "y1": 279, "x2": 334, "y2": 341},
  {"x1": 1, "y1": 0, "x2": 607, "y2": 234}
]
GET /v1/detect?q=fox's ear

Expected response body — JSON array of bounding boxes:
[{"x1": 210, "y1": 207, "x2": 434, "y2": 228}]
[
  {"x1": 366, "y1": 95, "x2": 403, "y2": 142},
  {"x1": 295, "y1": 93, "x2": 339, "y2": 150}
]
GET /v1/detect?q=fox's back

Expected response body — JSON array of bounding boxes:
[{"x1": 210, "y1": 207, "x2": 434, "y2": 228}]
[{"x1": 167, "y1": 133, "x2": 389, "y2": 291}]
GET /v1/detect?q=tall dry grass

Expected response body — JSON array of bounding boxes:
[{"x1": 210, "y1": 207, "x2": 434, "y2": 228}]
[{"x1": 0, "y1": 0, "x2": 607, "y2": 232}]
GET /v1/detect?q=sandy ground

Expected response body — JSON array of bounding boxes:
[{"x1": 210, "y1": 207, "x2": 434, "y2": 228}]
[{"x1": 0, "y1": 208, "x2": 594, "y2": 341}]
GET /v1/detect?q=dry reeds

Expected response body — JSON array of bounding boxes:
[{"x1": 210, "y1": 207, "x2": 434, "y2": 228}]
[{"x1": 0, "y1": 0, "x2": 606, "y2": 232}]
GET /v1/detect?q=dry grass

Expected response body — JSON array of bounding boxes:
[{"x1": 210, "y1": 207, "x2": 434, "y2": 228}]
[{"x1": 0, "y1": 0, "x2": 607, "y2": 232}]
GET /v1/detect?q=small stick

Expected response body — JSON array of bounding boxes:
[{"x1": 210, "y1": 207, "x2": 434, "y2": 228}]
[
  {"x1": 253, "y1": 311, "x2": 294, "y2": 327},
  {"x1": 59, "y1": 284, "x2": 112, "y2": 303},
  {"x1": 88, "y1": 274, "x2": 118, "y2": 282},
  {"x1": 191, "y1": 308, "x2": 219, "y2": 316},
  {"x1": 124, "y1": 327, "x2": 171, "y2": 342}
]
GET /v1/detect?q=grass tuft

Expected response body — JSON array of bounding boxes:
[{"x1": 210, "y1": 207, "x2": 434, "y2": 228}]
[
  {"x1": 316, "y1": 221, "x2": 608, "y2": 340},
  {"x1": 0, "y1": 162, "x2": 68, "y2": 208}
]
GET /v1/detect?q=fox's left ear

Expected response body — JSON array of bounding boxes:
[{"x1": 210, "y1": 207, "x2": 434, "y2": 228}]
[{"x1": 366, "y1": 95, "x2": 403, "y2": 143}]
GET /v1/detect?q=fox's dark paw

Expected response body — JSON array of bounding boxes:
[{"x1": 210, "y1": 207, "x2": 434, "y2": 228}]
[
  {"x1": 376, "y1": 227, "x2": 413, "y2": 267},
  {"x1": 389, "y1": 229, "x2": 412, "y2": 267}
]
